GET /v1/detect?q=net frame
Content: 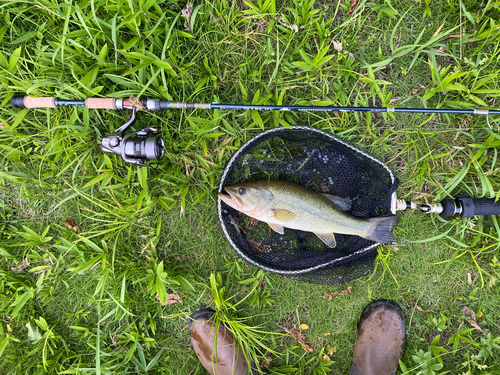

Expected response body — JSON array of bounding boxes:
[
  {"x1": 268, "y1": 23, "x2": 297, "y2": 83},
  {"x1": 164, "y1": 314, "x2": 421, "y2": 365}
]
[{"x1": 217, "y1": 126, "x2": 398, "y2": 282}]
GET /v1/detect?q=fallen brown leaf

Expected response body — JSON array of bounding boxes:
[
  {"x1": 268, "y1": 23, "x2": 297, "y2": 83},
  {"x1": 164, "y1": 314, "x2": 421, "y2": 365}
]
[
  {"x1": 326, "y1": 286, "x2": 353, "y2": 300},
  {"x1": 127, "y1": 95, "x2": 147, "y2": 111},
  {"x1": 332, "y1": 40, "x2": 342, "y2": 52},
  {"x1": 278, "y1": 17, "x2": 299, "y2": 33},
  {"x1": 466, "y1": 318, "x2": 486, "y2": 336},
  {"x1": 260, "y1": 352, "x2": 272, "y2": 368},
  {"x1": 320, "y1": 181, "x2": 329, "y2": 193},
  {"x1": 64, "y1": 216, "x2": 81, "y2": 232},
  {"x1": 181, "y1": 2, "x2": 194, "y2": 31},
  {"x1": 156, "y1": 294, "x2": 182, "y2": 305},
  {"x1": 284, "y1": 327, "x2": 313, "y2": 353},
  {"x1": 228, "y1": 215, "x2": 244, "y2": 235},
  {"x1": 431, "y1": 22, "x2": 445, "y2": 39},
  {"x1": 461, "y1": 306, "x2": 486, "y2": 336},
  {"x1": 407, "y1": 299, "x2": 434, "y2": 313},
  {"x1": 11, "y1": 258, "x2": 30, "y2": 273},
  {"x1": 461, "y1": 306, "x2": 476, "y2": 321},
  {"x1": 347, "y1": 0, "x2": 359, "y2": 15}
]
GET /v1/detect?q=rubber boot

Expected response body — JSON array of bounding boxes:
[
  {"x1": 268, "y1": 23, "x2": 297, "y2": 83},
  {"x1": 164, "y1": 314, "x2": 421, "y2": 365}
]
[
  {"x1": 189, "y1": 308, "x2": 253, "y2": 375},
  {"x1": 349, "y1": 300, "x2": 406, "y2": 375}
]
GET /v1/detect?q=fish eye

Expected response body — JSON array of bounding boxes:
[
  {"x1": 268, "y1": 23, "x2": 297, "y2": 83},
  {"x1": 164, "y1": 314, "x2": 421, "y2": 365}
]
[{"x1": 238, "y1": 188, "x2": 246, "y2": 195}]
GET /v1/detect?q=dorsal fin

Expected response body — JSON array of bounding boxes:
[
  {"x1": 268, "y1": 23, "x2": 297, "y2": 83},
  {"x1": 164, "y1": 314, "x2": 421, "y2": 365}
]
[{"x1": 322, "y1": 194, "x2": 352, "y2": 211}]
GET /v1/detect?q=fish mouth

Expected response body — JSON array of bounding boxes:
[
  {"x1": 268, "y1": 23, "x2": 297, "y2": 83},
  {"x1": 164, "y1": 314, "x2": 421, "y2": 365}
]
[{"x1": 218, "y1": 188, "x2": 241, "y2": 209}]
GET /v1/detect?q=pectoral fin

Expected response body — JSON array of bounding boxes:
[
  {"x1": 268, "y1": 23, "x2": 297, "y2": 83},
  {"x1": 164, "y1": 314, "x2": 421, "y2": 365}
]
[
  {"x1": 272, "y1": 209, "x2": 296, "y2": 222},
  {"x1": 322, "y1": 194, "x2": 352, "y2": 211},
  {"x1": 268, "y1": 223, "x2": 285, "y2": 234},
  {"x1": 314, "y1": 233, "x2": 337, "y2": 248}
]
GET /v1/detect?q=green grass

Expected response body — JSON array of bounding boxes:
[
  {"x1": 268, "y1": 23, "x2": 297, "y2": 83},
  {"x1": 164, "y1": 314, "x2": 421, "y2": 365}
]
[{"x1": 1, "y1": 0, "x2": 500, "y2": 373}]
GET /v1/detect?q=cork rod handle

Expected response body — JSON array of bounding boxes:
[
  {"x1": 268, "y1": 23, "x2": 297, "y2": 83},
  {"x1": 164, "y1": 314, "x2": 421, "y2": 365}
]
[{"x1": 10, "y1": 96, "x2": 118, "y2": 109}]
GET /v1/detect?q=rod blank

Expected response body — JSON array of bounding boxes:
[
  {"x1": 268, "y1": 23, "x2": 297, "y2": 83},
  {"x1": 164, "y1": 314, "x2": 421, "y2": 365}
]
[{"x1": 11, "y1": 95, "x2": 500, "y2": 116}]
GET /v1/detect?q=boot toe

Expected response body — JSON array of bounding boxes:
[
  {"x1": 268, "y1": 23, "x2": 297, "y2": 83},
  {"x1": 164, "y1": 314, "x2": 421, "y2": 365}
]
[
  {"x1": 189, "y1": 309, "x2": 250, "y2": 375},
  {"x1": 350, "y1": 300, "x2": 406, "y2": 375}
]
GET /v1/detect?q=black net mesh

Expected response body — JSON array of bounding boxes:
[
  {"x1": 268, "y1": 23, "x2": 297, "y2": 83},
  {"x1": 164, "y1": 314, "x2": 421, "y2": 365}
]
[{"x1": 218, "y1": 126, "x2": 398, "y2": 285}]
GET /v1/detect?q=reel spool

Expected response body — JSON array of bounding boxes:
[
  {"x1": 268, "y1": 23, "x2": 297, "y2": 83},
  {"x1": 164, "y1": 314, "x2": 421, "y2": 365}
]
[{"x1": 218, "y1": 126, "x2": 399, "y2": 285}]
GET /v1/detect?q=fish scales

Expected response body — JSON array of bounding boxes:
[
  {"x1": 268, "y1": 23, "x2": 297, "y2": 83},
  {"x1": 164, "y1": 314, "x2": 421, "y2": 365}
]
[{"x1": 262, "y1": 180, "x2": 370, "y2": 237}]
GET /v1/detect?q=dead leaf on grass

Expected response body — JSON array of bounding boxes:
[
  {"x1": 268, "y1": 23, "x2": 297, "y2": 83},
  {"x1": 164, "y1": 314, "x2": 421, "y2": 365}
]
[
  {"x1": 126, "y1": 95, "x2": 147, "y2": 111},
  {"x1": 326, "y1": 286, "x2": 353, "y2": 300},
  {"x1": 156, "y1": 294, "x2": 182, "y2": 305},
  {"x1": 461, "y1": 306, "x2": 486, "y2": 336},
  {"x1": 326, "y1": 344, "x2": 337, "y2": 355},
  {"x1": 465, "y1": 318, "x2": 486, "y2": 336},
  {"x1": 11, "y1": 258, "x2": 30, "y2": 273},
  {"x1": 260, "y1": 352, "x2": 272, "y2": 368},
  {"x1": 64, "y1": 216, "x2": 81, "y2": 232},
  {"x1": 284, "y1": 327, "x2": 313, "y2": 353},
  {"x1": 406, "y1": 298, "x2": 434, "y2": 313},
  {"x1": 320, "y1": 181, "x2": 329, "y2": 193},
  {"x1": 181, "y1": 2, "x2": 194, "y2": 31},
  {"x1": 278, "y1": 17, "x2": 299, "y2": 33},
  {"x1": 431, "y1": 22, "x2": 445, "y2": 39},
  {"x1": 461, "y1": 306, "x2": 476, "y2": 321},
  {"x1": 347, "y1": 0, "x2": 359, "y2": 15}
]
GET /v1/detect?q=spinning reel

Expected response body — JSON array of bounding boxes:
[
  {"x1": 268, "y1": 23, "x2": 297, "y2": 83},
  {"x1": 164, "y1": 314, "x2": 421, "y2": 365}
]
[
  {"x1": 11, "y1": 95, "x2": 165, "y2": 167},
  {"x1": 100, "y1": 108, "x2": 165, "y2": 166}
]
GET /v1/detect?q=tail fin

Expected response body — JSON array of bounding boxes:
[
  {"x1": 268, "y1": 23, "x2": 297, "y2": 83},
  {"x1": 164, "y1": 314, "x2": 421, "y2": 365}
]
[{"x1": 365, "y1": 216, "x2": 398, "y2": 243}]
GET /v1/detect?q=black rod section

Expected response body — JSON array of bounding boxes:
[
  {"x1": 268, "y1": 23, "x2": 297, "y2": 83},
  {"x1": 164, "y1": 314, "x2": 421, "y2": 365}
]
[{"x1": 209, "y1": 103, "x2": 500, "y2": 115}]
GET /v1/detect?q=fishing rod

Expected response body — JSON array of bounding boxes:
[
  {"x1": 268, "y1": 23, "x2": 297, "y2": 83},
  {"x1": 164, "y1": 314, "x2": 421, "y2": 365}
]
[
  {"x1": 10, "y1": 96, "x2": 500, "y2": 218},
  {"x1": 11, "y1": 95, "x2": 500, "y2": 118},
  {"x1": 10, "y1": 95, "x2": 500, "y2": 166}
]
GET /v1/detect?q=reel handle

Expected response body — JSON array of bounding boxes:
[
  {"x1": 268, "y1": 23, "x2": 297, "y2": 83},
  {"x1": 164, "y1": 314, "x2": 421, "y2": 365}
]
[{"x1": 440, "y1": 197, "x2": 500, "y2": 217}]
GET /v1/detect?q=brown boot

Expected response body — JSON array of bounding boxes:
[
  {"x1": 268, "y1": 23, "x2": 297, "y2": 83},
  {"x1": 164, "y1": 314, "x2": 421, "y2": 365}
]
[
  {"x1": 349, "y1": 300, "x2": 406, "y2": 375},
  {"x1": 189, "y1": 308, "x2": 253, "y2": 375}
]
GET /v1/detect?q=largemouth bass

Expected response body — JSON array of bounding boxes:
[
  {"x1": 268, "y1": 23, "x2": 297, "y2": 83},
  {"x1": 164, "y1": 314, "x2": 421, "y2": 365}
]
[{"x1": 218, "y1": 180, "x2": 397, "y2": 248}]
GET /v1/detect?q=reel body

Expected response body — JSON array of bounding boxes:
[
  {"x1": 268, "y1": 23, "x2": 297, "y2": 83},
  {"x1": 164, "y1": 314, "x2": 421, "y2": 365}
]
[{"x1": 100, "y1": 108, "x2": 165, "y2": 166}]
